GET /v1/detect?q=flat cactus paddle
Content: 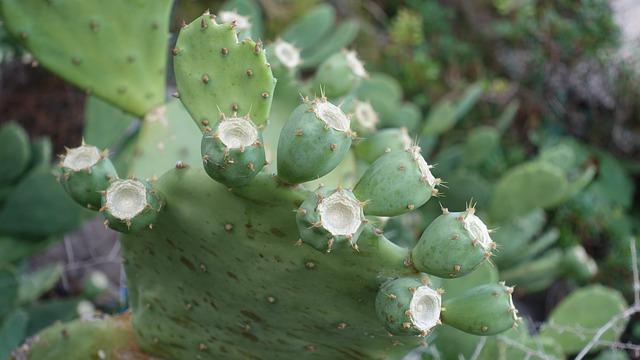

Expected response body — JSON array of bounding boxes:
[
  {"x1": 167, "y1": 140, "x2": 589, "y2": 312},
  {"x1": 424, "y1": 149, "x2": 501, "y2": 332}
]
[{"x1": 1, "y1": 0, "x2": 173, "y2": 117}]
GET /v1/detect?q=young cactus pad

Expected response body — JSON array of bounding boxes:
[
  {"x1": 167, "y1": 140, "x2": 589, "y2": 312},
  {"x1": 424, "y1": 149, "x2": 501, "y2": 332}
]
[
  {"x1": 58, "y1": 144, "x2": 117, "y2": 209},
  {"x1": 173, "y1": 10, "x2": 276, "y2": 132},
  {"x1": 295, "y1": 185, "x2": 366, "y2": 252},
  {"x1": 353, "y1": 146, "x2": 440, "y2": 216},
  {"x1": 201, "y1": 113, "x2": 266, "y2": 187},
  {"x1": 277, "y1": 96, "x2": 355, "y2": 184},
  {"x1": 411, "y1": 205, "x2": 496, "y2": 278}
]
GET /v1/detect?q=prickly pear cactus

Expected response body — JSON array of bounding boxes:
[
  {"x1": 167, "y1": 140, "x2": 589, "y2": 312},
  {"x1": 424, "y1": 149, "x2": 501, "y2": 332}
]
[{"x1": 18, "y1": 6, "x2": 522, "y2": 360}]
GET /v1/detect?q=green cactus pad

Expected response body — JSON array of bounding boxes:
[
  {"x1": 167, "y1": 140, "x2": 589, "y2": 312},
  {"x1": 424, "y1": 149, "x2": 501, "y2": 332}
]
[
  {"x1": 300, "y1": 19, "x2": 360, "y2": 69},
  {"x1": 276, "y1": 96, "x2": 355, "y2": 184},
  {"x1": 313, "y1": 50, "x2": 367, "y2": 98},
  {"x1": 538, "y1": 284, "x2": 629, "y2": 355},
  {"x1": 339, "y1": 96, "x2": 380, "y2": 136},
  {"x1": 280, "y1": 4, "x2": 335, "y2": 55},
  {"x1": 296, "y1": 186, "x2": 365, "y2": 252},
  {"x1": 488, "y1": 161, "x2": 568, "y2": 222},
  {"x1": 375, "y1": 277, "x2": 442, "y2": 336},
  {"x1": 201, "y1": 114, "x2": 266, "y2": 187},
  {"x1": 118, "y1": 167, "x2": 427, "y2": 359},
  {"x1": 100, "y1": 178, "x2": 164, "y2": 234},
  {"x1": 14, "y1": 313, "x2": 154, "y2": 360},
  {"x1": 173, "y1": 10, "x2": 276, "y2": 131},
  {"x1": 441, "y1": 282, "x2": 519, "y2": 336},
  {"x1": 411, "y1": 206, "x2": 496, "y2": 278},
  {"x1": 353, "y1": 147, "x2": 440, "y2": 216},
  {"x1": 58, "y1": 144, "x2": 118, "y2": 210},
  {"x1": 354, "y1": 127, "x2": 412, "y2": 164},
  {"x1": 0, "y1": 122, "x2": 30, "y2": 186},
  {"x1": 1, "y1": 0, "x2": 172, "y2": 117}
]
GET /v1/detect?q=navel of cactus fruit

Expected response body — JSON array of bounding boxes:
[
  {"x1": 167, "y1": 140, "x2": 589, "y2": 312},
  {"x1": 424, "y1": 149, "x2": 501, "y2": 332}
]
[
  {"x1": 354, "y1": 127, "x2": 412, "y2": 164},
  {"x1": 201, "y1": 113, "x2": 266, "y2": 187},
  {"x1": 58, "y1": 143, "x2": 117, "y2": 209},
  {"x1": 441, "y1": 282, "x2": 519, "y2": 335},
  {"x1": 313, "y1": 49, "x2": 367, "y2": 98},
  {"x1": 173, "y1": 10, "x2": 275, "y2": 132},
  {"x1": 270, "y1": 39, "x2": 302, "y2": 70},
  {"x1": 100, "y1": 178, "x2": 164, "y2": 234},
  {"x1": 296, "y1": 185, "x2": 365, "y2": 252},
  {"x1": 353, "y1": 146, "x2": 440, "y2": 216},
  {"x1": 375, "y1": 277, "x2": 443, "y2": 336},
  {"x1": 351, "y1": 100, "x2": 379, "y2": 135},
  {"x1": 411, "y1": 205, "x2": 496, "y2": 278},
  {"x1": 277, "y1": 96, "x2": 356, "y2": 184}
]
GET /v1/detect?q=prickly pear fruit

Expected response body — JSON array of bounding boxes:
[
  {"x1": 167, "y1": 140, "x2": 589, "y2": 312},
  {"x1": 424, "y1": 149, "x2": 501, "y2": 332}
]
[
  {"x1": 201, "y1": 113, "x2": 266, "y2": 187},
  {"x1": 354, "y1": 127, "x2": 412, "y2": 164},
  {"x1": 277, "y1": 96, "x2": 355, "y2": 184},
  {"x1": 411, "y1": 205, "x2": 496, "y2": 278},
  {"x1": 268, "y1": 39, "x2": 302, "y2": 71},
  {"x1": 296, "y1": 185, "x2": 365, "y2": 252},
  {"x1": 173, "y1": 10, "x2": 276, "y2": 131},
  {"x1": 353, "y1": 146, "x2": 440, "y2": 216},
  {"x1": 441, "y1": 282, "x2": 519, "y2": 335},
  {"x1": 58, "y1": 144, "x2": 117, "y2": 209},
  {"x1": 100, "y1": 178, "x2": 164, "y2": 233},
  {"x1": 313, "y1": 50, "x2": 367, "y2": 98},
  {"x1": 375, "y1": 277, "x2": 442, "y2": 336}
]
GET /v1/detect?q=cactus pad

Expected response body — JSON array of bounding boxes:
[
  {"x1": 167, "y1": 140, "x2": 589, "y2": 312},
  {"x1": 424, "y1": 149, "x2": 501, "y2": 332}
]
[
  {"x1": 0, "y1": 0, "x2": 172, "y2": 117},
  {"x1": 173, "y1": 11, "x2": 276, "y2": 131}
]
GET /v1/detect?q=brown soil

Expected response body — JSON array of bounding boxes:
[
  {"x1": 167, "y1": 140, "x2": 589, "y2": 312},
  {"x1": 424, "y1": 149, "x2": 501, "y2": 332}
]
[{"x1": 0, "y1": 59, "x2": 86, "y2": 155}]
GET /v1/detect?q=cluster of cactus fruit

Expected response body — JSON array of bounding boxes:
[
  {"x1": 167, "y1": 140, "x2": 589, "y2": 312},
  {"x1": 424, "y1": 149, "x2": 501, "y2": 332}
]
[
  {"x1": 2, "y1": 0, "x2": 632, "y2": 359},
  {"x1": 13, "y1": 7, "x2": 518, "y2": 358}
]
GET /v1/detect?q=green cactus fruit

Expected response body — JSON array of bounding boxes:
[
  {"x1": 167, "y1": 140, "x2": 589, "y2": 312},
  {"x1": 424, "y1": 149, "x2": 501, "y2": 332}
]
[
  {"x1": 0, "y1": 122, "x2": 30, "y2": 187},
  {"x1": 201, "y1": 113, "x2": 266, "y2": 187},
  {"x1": 313, "y1": 50, "x2": 367, "y2": 98},
  {"x1": 277, "y1": 96, "x2": 355, "y2": 184},
  {"x1": 353, "y1": 146, "x2": 440, "y2": 216},
  {"x1": 218, "y1": 0, "x2": 262, "y2": 40},
  {"x1": 100, "y1": 178, "x2": 164, "y2": 234},
  {"x1": 348, "y1": 99, "x2": 380, "y2": 136},
  {"x1": 173, "y1": 10, "x2": 276, "y2": 132},
  {"x1": 295, "y1": 185, "x2": 366, "y2": 252},
  {"x1": 268, "y1": 39, "x2": 303, "y2": 73},
  {"x1": 0, "y1": 0, "x2": 172, "y2": 117},
  {"x1": 354, "y1": 73, "x2": 403, "y2": 126},
  {"x1": 375, "y1": 277, "x2": 443, "y2": 337},
  {"x1": 411, "y1": 205, "x2": 496, "y2": 278},
  {"x1": 354, "y1": 128, "x2": 412, "y2": 164},
  {"x1": 58, "y1": 144, "x2": 118, "y2": 210},
  {"x1": 441, "y1": 282, "x2": 519, "y2": 336}
]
